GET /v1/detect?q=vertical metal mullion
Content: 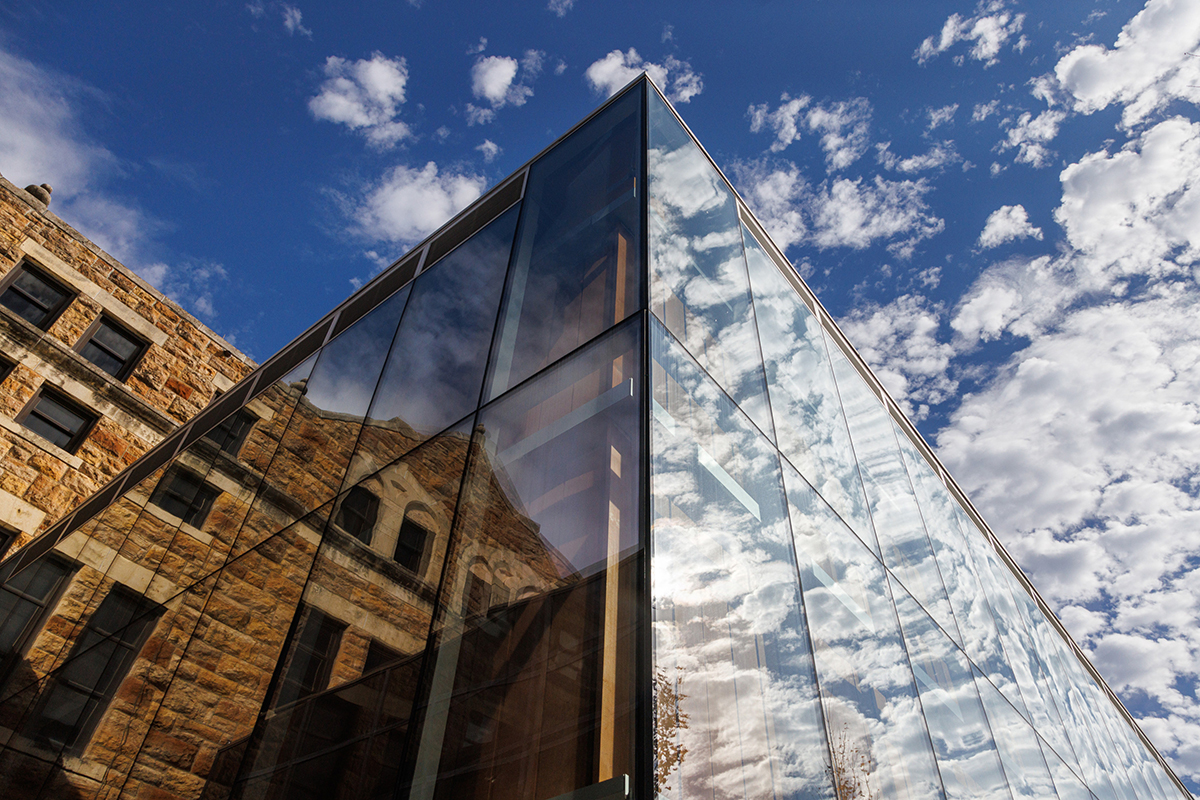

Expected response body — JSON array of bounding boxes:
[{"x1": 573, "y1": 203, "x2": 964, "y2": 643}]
[{"x1": 637, "y1": 75, "x2": 655, "y2": 800}]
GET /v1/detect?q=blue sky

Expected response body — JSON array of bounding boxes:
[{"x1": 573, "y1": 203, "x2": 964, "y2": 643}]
[{"x1": 2, "y1": 0, "x2": 1199, "y2": 791}]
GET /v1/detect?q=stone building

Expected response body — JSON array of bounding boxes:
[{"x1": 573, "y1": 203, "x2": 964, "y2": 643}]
[
  {"x1": 0, "y1": 172, "x2": 255, "y2": 554},
  {"x1": 0, "y1": 76, "x2": 1192, "y2": 800}
]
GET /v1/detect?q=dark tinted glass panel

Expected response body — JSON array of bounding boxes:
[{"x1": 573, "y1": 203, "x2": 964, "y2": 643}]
[
  {"x1": 783, "y1": 463, "x2": 946, "y2": 800},
  {"x1": 80, "y1": 317, "x2": 145, "y2": 379},
  {"x1": 235, "y1": 286, "x2": 411, "y2": 558},
  {"x1": 0, "y1": 557, "x2": 73, "y2": 692},
  {"x1": 650, "y1": 319, "x2": 832, "y2": 799},
  {"x1": 487, "y1": 85, "x2": 641, "y2": 399},
  {"x1": 891, "y1": 583, "x2": 1010, "y2": 800},
  {"x1": 826, "y1": 344, "x2": 960, "y2": 644},
  {"x1": 354, "y1": 203, "x2": 519, "y2": 483},
  {"x1": 1, "y1": 266, "x2": 72, "y2": 329},
  {"x1": 742, "y1": 226, "x2": 873, "y2": 543},
  {"x1": 414, "y1": 321, "x2": 642, "y2": 800},
  {"x1": 29, "y1": 586, "x2": 160, "y2": 750},
  {"x1": 276, "y1": 608, "x2": 345, "y2": 708},
  {"x1": 647, "y1": 90, "x2": 773, "y2": 437}
]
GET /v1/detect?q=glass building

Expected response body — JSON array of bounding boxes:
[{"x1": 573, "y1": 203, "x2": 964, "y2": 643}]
[{"x1": 0, "y1": 76, "x2": 1191, "y2": 800}]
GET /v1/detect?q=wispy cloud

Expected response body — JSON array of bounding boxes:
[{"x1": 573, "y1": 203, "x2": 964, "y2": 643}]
[{"x1": 915, "y1": 0, "x2": 1027, "y2": 67}]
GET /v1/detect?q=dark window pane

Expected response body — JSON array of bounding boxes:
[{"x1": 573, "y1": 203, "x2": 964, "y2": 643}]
[
  {"x1": 393, "y1": 515, "x2": 427, "y2": 572},
  {"x1": 0, "y1": 557, "x2": 73, "y2": 690},
  {"x1": 276, "y1": 609, "x2": 345, "y2": 708},
  {"x1": 0, "y1": 359, "x2": 14, "y2": 385},
  {"x1": 79, "y1": 317, "x2": 145, "y2": 379},
  {"x1": 21, "y1": 390, "x2": 94, "y2": 452},
  {"x1": 1, "y1": 267, "x2": 73, "y2": 329},
  {"x1": 334, "y1": 486, "x2": 379, "y2": 544},
  {"x1": 203, "y1": 409, "x2": 257, "y2": 455},
  {"x1": 30, "y1": 586, "x2": 160, "y2": 751},
  {"x1": 486, "y1": 84, "x2": 642, "y2": 400},
  {"x1": 149, "y1": 466, "x2": 219, "y2": 528}
]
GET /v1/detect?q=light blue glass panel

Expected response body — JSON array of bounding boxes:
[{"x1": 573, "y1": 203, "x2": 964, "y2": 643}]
[
  {"x1": 647, "y1": 90, "x2": 774, "y2": 438},
  {"x1": 956, "y1": 510, "x2": 1082, "y2": 772},
  {"x1": 1040, "y1": 734, "x2": 1097, "y2": 800},
  {"x1": 784, "y1": 463, "x2": 945, "y2": 800},
  {"x1": 651, "y1": 319, "x2": 831, "y2": 800},
  {"x1": 741, "y1": 226, "x2": 874, "y2": 548},
  {"x1": 891, "y1": 582, "x2": 1011, "y2": 800},
  {"x1": 826, "y1": 343, "x2": 959, "y2": 644},
  {"x1": 894, "y1": 430, "x2": 1025, "y2": 717},
  {"x1": 974, "y1": 665, "x2": 1058, "y2": 800}
]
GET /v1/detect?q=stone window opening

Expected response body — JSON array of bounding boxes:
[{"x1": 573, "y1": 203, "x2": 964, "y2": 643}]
[
  {"x1": 335, "y1": 486, "x2": 380, "y2": 545},
  {"x1": 16, "y1": 386, "x2": 98, "y2": 454},
  {"x1": 0, "y1": 262, "x2": 75, "y2": 331},
  {"x1": 75, "y1": 314, "x2": 148, "y2": 381},
  {"x1": 149, "y1": 465, "x2": 220, "y2": 529},
  {"x1": 393, "y1": 507, "x2": 431, "y2": 573}
]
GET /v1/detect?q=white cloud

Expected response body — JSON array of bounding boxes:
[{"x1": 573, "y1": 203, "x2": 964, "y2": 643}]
[
  {"x1": 584, "y1": 48, "x2": 703, "y2": 103},
  {"x1": 308, "y1": 52, "x2": 411, "y2": 148},
  {"x1": 732, "y1": 160, "x2": 944, "y2": 257},
  {"x1": 349, "y1": 162, "x2": 486, "y2": 245},
  {"x1": 978, "y1": 204, "x2": 1044, "y2": 248},
  {"x1": 466, "y1": 51, "x2": 543, "y2": 125},
  {"x1": 1054, "y1": 0, "x2": 1200, "y2": 128},
  {"x1": 840, "y1": 294, "x2": 957, "y2": 420},
  {"x1": 999, "y1": 109, "x2": 1066, "y2": 167},
  {"x1": 281, "y1": 5, "x2": 311, "y2": 37},
  {"x1": 972, "y1": 100, "x2": 999, "y2": 122},
  {"x1": 475, "y1": 139, "x2": 501, "y2": 162},
  {"x1": 747, "y1": 94, "x2": 871, "y2": 169},
  {"x1": 466, "y1": 37, "x2": 487, "y2": 55},
  {"x1": 915, "y1": 0, "x2": 1027, "y2": 66},
  {"x1": 747, "y1": 93, "x2": 812, "y2": 152},
  {"x1": 928, "y1": 103, "x2": 959, "y2": 130},
  {"x1": 877, "y1": 141, "x2": 958, "y2": 173},
  {"x1": 806, "y1": 98, "x2": 872, "y2": 170},
  {"x1": 547, "y1": 0, "x2": 573, "y2": 17}
]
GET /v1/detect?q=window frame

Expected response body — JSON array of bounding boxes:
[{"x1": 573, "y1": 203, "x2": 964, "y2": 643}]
[
  {"x1": 334, "y1": 486, "x2": 379, "y2": 545},
  {"x1": 393, "y1": 513, "x2": 430, "y2": 574},
  {"x1": 15, "y1": 386, "x2": 98, "y2": 454},
  {"x1": 148, "y1": 465, "x2": 220, "y2": 529},
  {"x1": 202, "y1": 408, "x2": 257, "y2": 456},
  {"x1": 0, "y1": 554, "x2": 76, "y2": 692},
  {"x1": 28, "y1": 583, "x2": 161, "y2": 752},
  {"x1": 75, "y1": 313, "x2": 149, "y2": 382},
  {"x1": 0, "y1": 262, "x2": 76, "y2": 331}
]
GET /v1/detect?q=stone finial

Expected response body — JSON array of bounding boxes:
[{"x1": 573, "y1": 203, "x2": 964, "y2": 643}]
[{"x1": 24, "y1": 183, "x2": 52, "y2": 206}]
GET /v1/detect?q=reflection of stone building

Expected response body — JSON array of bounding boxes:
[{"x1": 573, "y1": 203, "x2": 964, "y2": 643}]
[
  {"x1": 0, "y1": 77, "x2": 1191, "y2": 800},
  {"x1": 0, "y1": 173, "x2": 254, "y2": 554}
]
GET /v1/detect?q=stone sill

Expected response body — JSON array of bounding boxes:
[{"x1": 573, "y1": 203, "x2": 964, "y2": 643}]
[{"x1": 0, "y1": 414, "x2": 85, "y2": 469}]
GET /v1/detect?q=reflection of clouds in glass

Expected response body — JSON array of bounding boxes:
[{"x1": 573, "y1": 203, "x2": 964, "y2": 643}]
[
  {"x1": 651, "y1": 329, "x2": 829, "y2": 799},
  {"x1": 976, "y1": 670, "x2": 1059, "y2": 799},
  {"x1": 742, "y1": 228, "x2": 875, "y2": 545},
  {"x1": 649, "y1": 142, "x2": 729, "y2": 220},
  {"x1": 784, "y1": 463, "x2": 945, "y2": 800},
  {"x1": 303, "y1": 284, "x2": 411, "y2": 417}
]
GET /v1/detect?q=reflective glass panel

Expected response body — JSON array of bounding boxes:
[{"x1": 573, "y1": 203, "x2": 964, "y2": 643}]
[
  {"x1": 647, "y1": 89, "x2": 773, "y2": 437},
  {"x1": 891, "y1": 583, "x2": 1010, "y2": 800},
  {"x1": 1039, "y1": 734, "x2": 1097, "y2": 800},
  {"x1": 234, "y1": 286, "x2": 411, "y2": 558},
  {"x1": 784, "y1": 463, "x2": 945, "y2": 800},
  {"x1": 650, "y1": 319, "x2": 831, "y2": 800},
  {"x1": 974, "y1": 666, "x2": 1058, "y2": 800},
  {"x1": 826, "y1": 344, "x2": 959, "y2": 643},
  {"x1": 894, "y1": 429, "x2": 1024, "y2": 716},
  {"x1": 487, "y1": 85, "x2": 641, "y2": 399},
  {"x1": 742, "y1": 226, "x2": 872, "y2": 544},
  {"x1": 411, "y1": 321, "x2": 643, "y2": 800},
  {"x1": 355, "y1": 204, "x2": 520, "y2": 484}
]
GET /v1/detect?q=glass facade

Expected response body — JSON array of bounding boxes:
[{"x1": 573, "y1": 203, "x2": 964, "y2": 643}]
[{"x1": 0, "y1": 76, "x2": 1189, "y2": 800}]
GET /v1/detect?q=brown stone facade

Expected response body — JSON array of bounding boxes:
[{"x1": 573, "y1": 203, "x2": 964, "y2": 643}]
[{"x1": 0, "y1": 173, "x2": 255, "y2": 554}]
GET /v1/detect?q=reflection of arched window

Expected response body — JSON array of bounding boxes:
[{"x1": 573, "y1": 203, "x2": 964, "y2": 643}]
[
  {"x1": 394, "y1": 513, "x2": 429, "y2": 573},
  {"x1": 463, "y1": 557, "x2": 492, "y2": 619},
  {"x1": 335, "y1": 486, "x2": 379, "y2": 544}
]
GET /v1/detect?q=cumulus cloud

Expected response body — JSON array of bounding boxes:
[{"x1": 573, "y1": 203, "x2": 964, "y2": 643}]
[
  {"x1": 308, "y1": 52, "x2": 411, "y2": 148},
  {"x1": 465, "y1": 50, "x2": 543, "y2": 125},
  {"x1": 840, "y1": 294, "x2": 957, "y2": 420},
  {"x1": 349, "y1": 162, "x2": 486, "y2": 244},
  {"x1": 999, "y1": 109, "x2": 1066, "y2": 167},
  {"x1": 1054, "y1": 0, "x2": 1200, "y2": 128},
  {"x1": 915, "y1": 0, "x2": 1027, "y2": 66},
  {"x1": 978, "y1": 204, "x2": 1044, "y2": 248},
  {"x1": 584, "y1": 48, "x2": 703, "y2": 103},
  {"x1": 747, "y1": 94, "x2": 871, "y2": 169},
  {"x1": 732, "y1": 159, "x2": 944, "y2": 257}
]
